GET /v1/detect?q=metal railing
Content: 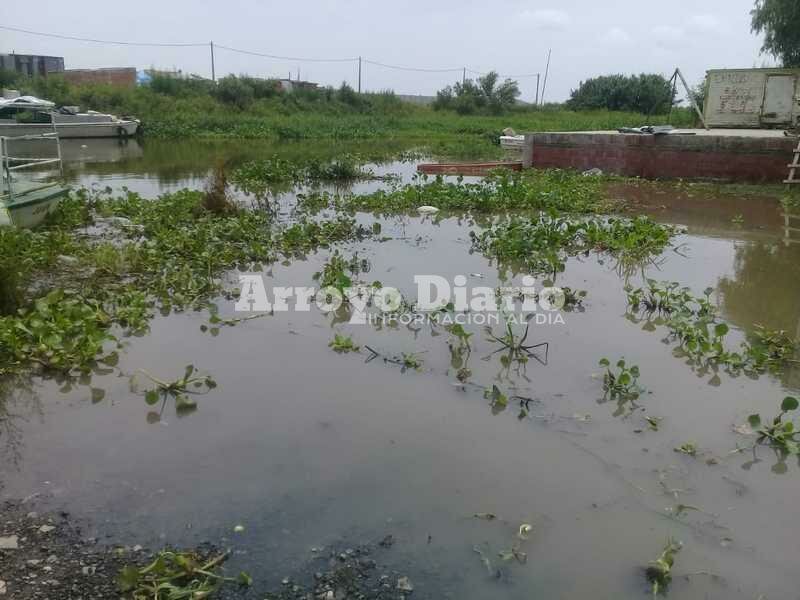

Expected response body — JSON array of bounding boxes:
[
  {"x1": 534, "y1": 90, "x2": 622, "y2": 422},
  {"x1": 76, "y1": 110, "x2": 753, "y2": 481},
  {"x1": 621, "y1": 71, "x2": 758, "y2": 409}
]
[{"x1": 1, "y1": 132, "x2": 64, "y2": 201}]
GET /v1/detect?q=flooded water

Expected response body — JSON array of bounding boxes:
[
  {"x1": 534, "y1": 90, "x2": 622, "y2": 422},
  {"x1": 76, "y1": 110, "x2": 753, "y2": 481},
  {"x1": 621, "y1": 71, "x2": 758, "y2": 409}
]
[{"x1": 2, "y1": 138, "x2": 800, "y2": 599}]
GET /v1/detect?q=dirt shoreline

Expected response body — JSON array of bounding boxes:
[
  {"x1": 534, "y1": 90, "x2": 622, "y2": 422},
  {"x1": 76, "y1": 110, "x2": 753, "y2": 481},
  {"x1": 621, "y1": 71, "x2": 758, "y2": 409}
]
[{"x1": 0, "y1": 499, "x2": 416, "y2": 599}]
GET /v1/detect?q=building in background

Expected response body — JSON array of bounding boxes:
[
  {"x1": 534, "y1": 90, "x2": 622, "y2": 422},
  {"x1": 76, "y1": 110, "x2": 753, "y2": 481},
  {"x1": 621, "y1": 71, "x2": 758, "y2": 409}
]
[
  {"x1": 704, "y1": 68, "x2": 800, "y2": 129},
  {"x1": 64, "y1": 68, "x2": 137, "y2": 88},
  {"x1": 277, "y1": 79, "x2": 318, "y2": 92},
  {"x1": 0, "y1": 53, "x2": 65, "y2": 77}
]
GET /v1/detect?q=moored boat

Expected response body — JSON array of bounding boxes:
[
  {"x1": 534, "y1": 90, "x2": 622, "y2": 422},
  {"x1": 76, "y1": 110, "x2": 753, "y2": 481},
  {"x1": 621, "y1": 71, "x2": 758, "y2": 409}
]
[
  {"x1": 0, "y1": 95, "x2": 140, "y2": 139},
  {"x1": 1, "y1": 133, "x2": 69, "y2": 228}
]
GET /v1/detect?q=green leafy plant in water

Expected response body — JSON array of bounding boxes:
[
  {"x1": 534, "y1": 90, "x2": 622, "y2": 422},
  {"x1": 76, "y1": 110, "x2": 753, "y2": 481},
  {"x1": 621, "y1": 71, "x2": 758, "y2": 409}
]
[
  {"x1": 743, "y1": 324, "x2": 799, "y2": 373},
  {"x1": 313, "y1": 251, "x2": 354, "y2": 292},
  {"x1": 329, "y1": 333, "x2": 359, "y2": 353},
  {"x1": 484, "y1": 384, "x2": 509, "y2": 415},
  {"x1": 627, "y1": 281, "x2": 799, "y2": 378},
  {"x1": 598, "y1": 357, "x2": 642, "y2": 400},
  {"x1": 446, "y1": 323, "x2": 474, "y2": 382},
  {"x1": 747, "y1": 396, "x2": 800, "y2": 456},
  {"x1": 132, "y1": 365, "x2": 217, "y2": 417},
  {"x1": 472, "y1": 214, "x2": 674, "y2": 278},
  {"x1": 0, "y1": 289, "x2": 116, "y2": 373},
  {"x1": 400, "y1": 352, "x2": 424, "y2": 371},
  {"x1": 674, "y1": 442, "x2": 697, "y2": 456},
  {"x1": 645, "y1": 539, "x2": 681, "y2": 597},
  {"x1": 118, "y1": 549, "x2": 251, "y2": 599},
  {"x1": 485, "y1": 320, "x2": 549, "y2": 366},
  {"x1": 341, "y1": 169, "x2": 614, "y2": 214}
]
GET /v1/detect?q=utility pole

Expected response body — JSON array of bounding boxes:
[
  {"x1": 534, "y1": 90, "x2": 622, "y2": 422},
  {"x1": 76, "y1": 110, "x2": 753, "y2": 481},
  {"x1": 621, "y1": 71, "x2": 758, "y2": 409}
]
[
  {"x1": 462, "y1": 67, "x2": 466, "y2": 86},
  {"x1": 358, "y1": 56, "x2": 362, "y2": 93},
  {"x1": 535, "y1": 73, "x2": 540, "y2": 106},
  {"x1": 541, "y1": 49, "x2": 551, "y2": 105},
  {"x1": 209, "y1": 41, "x2": 216, "y2": 82}
]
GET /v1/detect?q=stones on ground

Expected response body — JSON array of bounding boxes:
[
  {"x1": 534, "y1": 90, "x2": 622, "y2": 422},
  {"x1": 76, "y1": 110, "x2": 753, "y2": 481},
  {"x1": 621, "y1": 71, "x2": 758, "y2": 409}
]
[
  {"x1": 0, "y1": 580, "x2": 6, "y2": 595},
  {"x1": 0, "y1": 536, "x2": 18, "y2": 550},
  {"x1": 82, "y1": 565, "x2": 96, "y2": 575},
  {"x1": 397, "y1": 575, "x2": 414, "y2": 593},
  {"x1": 38, "y1": 525, "x2": 56, "y2": 534}
]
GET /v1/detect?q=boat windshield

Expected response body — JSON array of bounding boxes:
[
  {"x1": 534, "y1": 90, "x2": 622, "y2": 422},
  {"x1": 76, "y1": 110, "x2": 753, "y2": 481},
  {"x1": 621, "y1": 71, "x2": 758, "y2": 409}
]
[{"x1": 0, "y1": 107, "x2": 53, "y2": 123}]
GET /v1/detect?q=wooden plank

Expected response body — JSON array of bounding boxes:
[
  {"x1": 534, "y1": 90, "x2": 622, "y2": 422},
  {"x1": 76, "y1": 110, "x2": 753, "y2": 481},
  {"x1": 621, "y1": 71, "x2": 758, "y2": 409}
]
[{"x1": 417, "y1": 161, "x2": 523, "y2": 176}]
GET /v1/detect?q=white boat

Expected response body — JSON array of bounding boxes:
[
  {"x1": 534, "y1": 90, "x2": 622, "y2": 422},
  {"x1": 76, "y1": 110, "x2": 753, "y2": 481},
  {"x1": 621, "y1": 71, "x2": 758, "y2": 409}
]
[
  {"x1": 0, "y1": 95, "x2": 140, "y2": 139},
  {"x1": 1, "y1": 133, "x2": 69, "y2": 228}
]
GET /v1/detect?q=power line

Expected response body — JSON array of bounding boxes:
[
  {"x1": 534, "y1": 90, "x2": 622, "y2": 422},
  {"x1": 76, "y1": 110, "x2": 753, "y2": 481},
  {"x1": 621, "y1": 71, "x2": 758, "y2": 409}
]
[
  {"x1": 1, "y1": 23, "x2": 549, "y2": 95},
  {"x1": 215, "y1": 44, "x2": 357, "y2": 64},
  {"x1": 466, "y1": 68, "x2": 541, "y2": 79},
  {"x1": 363, "y1": 59, "x2": 463, "y2": 74},
  {"x1": 0, "y1": 24, "x2": 205, "y2": 47}
]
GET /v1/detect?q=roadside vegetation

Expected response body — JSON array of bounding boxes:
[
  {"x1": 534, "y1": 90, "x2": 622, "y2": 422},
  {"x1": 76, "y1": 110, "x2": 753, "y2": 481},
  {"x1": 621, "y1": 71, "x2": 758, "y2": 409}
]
[{"x1": 0, "y1": 70, "x2": 694, "y2": 142}]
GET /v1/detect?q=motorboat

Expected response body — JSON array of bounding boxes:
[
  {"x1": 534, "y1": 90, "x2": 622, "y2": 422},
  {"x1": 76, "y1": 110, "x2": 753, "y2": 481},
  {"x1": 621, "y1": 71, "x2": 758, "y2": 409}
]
[
  {"x1": 1, "y1": 132, "x2": 69, "y2": 227},
  {"x1": 0, "y1": 95, "x2": 139, "y2": 138}
]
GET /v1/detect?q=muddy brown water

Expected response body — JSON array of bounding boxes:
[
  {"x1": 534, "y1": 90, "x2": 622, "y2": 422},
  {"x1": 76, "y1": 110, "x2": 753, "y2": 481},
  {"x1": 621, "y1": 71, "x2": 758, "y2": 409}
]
[{"x1": 2, "y1": 139, "x2": 800, "y2": 599}]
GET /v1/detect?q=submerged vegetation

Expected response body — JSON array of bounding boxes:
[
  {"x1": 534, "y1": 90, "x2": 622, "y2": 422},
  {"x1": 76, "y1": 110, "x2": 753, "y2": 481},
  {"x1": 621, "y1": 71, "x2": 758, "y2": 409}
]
[
  {"x1": 627, "y1": 280, "x2": 799, "y2": 378},
  {"x1": 472, "y1": 214, "x2": 675, "y2": 276},
  {"x1": 747, "y1": 396, "x2": 800, "y2": 456},
  {"x1": 340, "y1": 169, "x2": 613, "y2": 214},
  {"x1": 645, "y1": 539, "x2": 681, "y2": 597},
  {"x1": 599, "y1": 357, "x2": 643, "y2": 400},
  {"x1": 230, "y1": 154, "x2": 377, "y2": 197},
  {"x1": 0, "y1": 188, "x2": 378, "y2": 375}
]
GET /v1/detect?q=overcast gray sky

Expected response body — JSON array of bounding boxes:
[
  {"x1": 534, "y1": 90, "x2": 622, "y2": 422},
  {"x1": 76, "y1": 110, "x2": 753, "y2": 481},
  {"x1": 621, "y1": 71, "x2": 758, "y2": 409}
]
[{"x1": 0, "y1": 0, "x2": 775, "y2": 102}]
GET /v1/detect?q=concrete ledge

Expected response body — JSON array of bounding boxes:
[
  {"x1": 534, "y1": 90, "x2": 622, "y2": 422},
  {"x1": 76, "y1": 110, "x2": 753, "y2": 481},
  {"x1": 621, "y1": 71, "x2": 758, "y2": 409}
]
[{"x1": 528, "y1": 131, "x2": 796, "y2": 182}]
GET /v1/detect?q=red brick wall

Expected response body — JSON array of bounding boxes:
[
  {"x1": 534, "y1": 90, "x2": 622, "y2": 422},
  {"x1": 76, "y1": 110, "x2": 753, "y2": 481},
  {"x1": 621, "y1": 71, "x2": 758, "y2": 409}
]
[
  {"x1": 63, "y1": 68, "x2": 136, "y2": 88},
  {"x1": 529, "y1": 132, "x2": 795, "y2": 183}
]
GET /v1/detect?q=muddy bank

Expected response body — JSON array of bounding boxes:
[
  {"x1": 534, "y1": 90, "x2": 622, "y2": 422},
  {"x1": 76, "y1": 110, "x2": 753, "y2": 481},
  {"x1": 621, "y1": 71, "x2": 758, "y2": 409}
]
[
  {"x1": 0, "y1": 498, "x2": 421, "y2": 600},
  {"x1": 0, "y1": 498, "x2": 146, "y2": 599}
]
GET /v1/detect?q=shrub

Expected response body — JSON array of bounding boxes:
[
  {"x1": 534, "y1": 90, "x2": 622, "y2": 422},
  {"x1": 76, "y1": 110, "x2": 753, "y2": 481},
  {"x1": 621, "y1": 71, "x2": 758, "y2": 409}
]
[{"x1": 567, "y1": 73, "x2": 674, "y2": 114}]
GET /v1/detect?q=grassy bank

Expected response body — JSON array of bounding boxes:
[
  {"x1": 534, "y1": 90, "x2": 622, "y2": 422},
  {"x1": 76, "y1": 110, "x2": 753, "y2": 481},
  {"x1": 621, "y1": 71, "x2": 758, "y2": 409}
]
[{"x1": 6, "y1": 74, "x2": 696, "y2": 141}]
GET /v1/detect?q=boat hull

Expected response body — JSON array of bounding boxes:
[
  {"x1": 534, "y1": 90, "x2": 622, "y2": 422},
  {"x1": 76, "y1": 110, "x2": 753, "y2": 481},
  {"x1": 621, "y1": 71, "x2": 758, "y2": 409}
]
[
  {"x1": 0, "y1": 186, "x2": 68, "y2": 228},
  {"x1": 0, "y1": 120, "x2": 139, "y2": 139}
]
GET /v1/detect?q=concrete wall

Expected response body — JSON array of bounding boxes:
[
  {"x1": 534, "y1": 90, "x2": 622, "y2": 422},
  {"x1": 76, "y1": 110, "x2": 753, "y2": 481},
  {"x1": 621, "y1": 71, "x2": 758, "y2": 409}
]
[
  {"x1": 63, "y1": 68, "x2": 137, "y2": 88},
  {"x1": 528, "y1": 132, "x2": 795, "y2": 183}
]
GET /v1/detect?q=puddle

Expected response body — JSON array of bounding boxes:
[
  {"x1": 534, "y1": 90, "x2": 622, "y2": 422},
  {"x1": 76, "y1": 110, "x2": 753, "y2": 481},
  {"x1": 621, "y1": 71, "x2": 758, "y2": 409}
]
[{"x1": 2, "y1": 139, "x2": 800, "y2": 598}]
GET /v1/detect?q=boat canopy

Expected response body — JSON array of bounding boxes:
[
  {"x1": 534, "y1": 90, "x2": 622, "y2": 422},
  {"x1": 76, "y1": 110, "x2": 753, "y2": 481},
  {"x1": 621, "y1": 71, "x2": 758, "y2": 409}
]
[{"x1": 0, "y1": 96, "x2": 56, "y2": 110}]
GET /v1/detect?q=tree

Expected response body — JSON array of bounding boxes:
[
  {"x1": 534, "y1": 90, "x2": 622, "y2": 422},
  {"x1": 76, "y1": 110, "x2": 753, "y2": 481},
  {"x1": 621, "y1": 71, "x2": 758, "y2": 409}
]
[
  {"x1": 433, "y1": 71, "x2": 520, "y2": 115},
  {"x1": 751, "y1": 0, "x2": 800, "y2": 67},
  {"x1": 566, "y1": 74, "x2": 674, "y2": 113}
]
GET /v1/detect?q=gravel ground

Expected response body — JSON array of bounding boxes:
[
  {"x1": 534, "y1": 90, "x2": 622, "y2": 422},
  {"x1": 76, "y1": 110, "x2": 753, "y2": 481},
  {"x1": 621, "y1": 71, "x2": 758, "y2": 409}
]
[
  {"x1": 0, "y1": 499, "x2": 145, "y2": 599},
  {"x1": 0, "y1": 500, "x2": 416, "y2": 600}
]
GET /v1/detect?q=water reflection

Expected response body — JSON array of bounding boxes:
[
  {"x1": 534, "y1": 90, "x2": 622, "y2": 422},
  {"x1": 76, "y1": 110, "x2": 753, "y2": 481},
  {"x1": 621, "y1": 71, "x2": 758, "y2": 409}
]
[
  {"x1": 0, "y1": 374, "x2": 41, "y2": 469},
  {"x1": 718, "y1": 240, "x2": 800, "y2": 391}
]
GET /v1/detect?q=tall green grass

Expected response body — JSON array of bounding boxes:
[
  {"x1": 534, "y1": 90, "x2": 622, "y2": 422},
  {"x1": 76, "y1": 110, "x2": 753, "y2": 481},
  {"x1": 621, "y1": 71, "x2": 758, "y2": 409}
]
[{"x1": 6, "y1": 73, "x2": 696, "y2": 141}]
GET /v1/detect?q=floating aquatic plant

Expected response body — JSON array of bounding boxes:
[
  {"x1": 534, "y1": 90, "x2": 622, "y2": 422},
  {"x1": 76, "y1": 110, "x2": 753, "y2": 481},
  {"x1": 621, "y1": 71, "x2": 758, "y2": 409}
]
[
  {"x1": 118, "y1": 549, "x2": 251, "y2": 599},
  {"x1": 329, "y1": 333, "x2": 360, "y2": 353},
  {"x1": 645, "y1": 539, "x2": 681, "y2": 597},
  {"x1": 598, "y1": 357, "x2": 642, "y2": 400}
]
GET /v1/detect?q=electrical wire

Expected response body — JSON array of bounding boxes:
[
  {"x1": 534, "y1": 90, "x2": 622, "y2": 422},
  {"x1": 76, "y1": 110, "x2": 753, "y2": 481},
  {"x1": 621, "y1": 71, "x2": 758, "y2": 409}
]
[
  {"x1": 0, "y1": 23, "x2": 545, "y2": 80},
  {"x1": 363, "y1": 59, "x2": 463, "y2": 74},
  {"x1": 0, "y1": 24, "x2": 206, "y2": 47},
  {"x1": 215, "y1": 44, "x2": 357, "y2": 63}
]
